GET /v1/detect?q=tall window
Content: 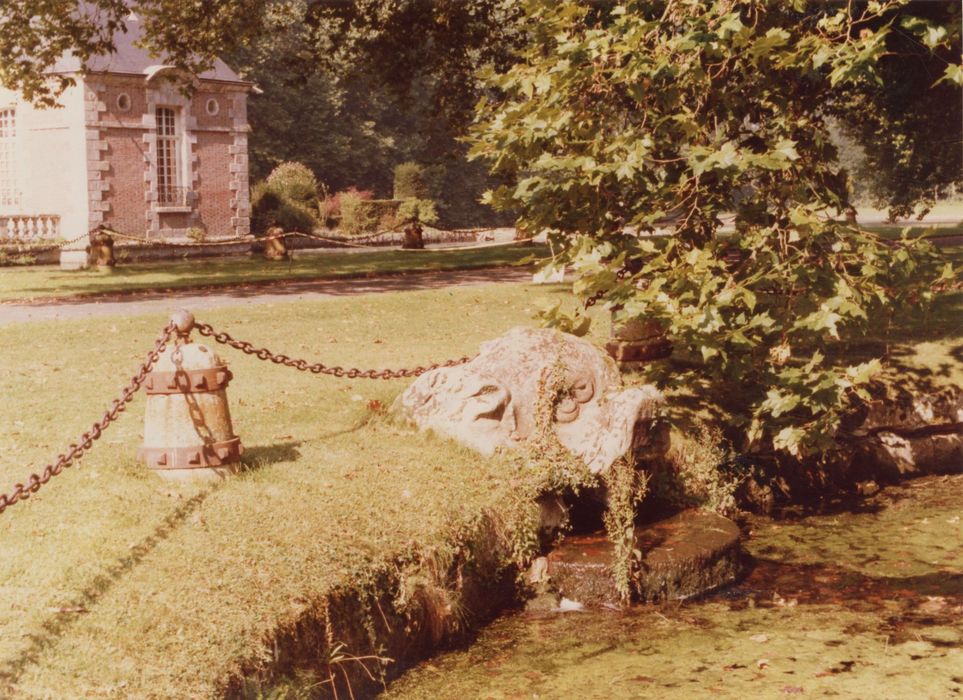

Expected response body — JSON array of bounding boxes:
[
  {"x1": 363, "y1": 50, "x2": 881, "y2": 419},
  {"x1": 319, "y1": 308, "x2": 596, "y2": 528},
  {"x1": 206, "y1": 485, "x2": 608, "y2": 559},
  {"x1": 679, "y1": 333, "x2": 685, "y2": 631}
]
[
  {"x1": 0, "y1": 108, "x2": 17, "y2": 208},
  {"x1": 155, "y1": 107, "x2": 182, "y2": 205}
]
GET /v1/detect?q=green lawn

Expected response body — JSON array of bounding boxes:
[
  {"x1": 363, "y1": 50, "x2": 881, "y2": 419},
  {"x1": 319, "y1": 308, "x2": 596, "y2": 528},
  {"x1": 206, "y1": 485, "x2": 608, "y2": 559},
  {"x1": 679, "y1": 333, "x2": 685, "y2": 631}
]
[
  {"x1": 0, "y1": 282, "x2": 578, "y2": 698},
  {"x1": 861, "y1": 221, "x2": 963, "y2": 240},
  {"x1": 0, "y1": 244, "x2": 546, "y2": 303},
  {"x1": 0, "y1": 271, "x2": 958, "y2": 698},
  {"x1": 856, "y1": 199, "x2": 963, "y2": 223}
]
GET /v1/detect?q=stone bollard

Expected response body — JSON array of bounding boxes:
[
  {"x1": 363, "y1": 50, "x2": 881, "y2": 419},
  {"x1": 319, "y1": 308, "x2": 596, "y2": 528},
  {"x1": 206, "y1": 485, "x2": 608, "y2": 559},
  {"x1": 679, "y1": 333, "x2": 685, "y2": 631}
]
[
  {"x1": 140, "y1": 310, "x2": 243, "y2": 481},
  {"x1": 401, "y1": 223, "x2": 425, "y2": 249},
  {"x1": 262, "y1": 226, "x2": 289, "y2": 260},
  {"x1": 88, "y1": 228, "x2": 116, "y2": 268},
  {"x1": 605, "y1": 314, "x2": 672, "y2": 370}
]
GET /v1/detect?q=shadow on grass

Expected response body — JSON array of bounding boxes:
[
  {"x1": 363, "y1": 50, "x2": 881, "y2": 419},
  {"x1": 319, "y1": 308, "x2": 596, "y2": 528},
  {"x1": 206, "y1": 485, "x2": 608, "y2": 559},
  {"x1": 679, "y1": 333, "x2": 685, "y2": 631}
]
[
  {"x1": 3, "y1": 246, "x2": 548, "y2": 304},
  {"x1": 240, "y1": 441, "x2": 302, "y2": 470},
  {"x1": 0, "y1": 488, "x2": 214, "y2": 686},
  {"x1": 9, "y1": 267, "x2": 537, "y2": 309},
  {"x1": 237, "y1": 420, "x2": 377, "y2": 473}
]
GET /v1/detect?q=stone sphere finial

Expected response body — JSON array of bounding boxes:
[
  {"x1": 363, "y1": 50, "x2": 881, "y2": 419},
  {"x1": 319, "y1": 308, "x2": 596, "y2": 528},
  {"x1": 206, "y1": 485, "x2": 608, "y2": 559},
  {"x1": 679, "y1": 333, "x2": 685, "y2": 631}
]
[{"x1": 170, "y1": 309, "x2": 195, "y2": 337}]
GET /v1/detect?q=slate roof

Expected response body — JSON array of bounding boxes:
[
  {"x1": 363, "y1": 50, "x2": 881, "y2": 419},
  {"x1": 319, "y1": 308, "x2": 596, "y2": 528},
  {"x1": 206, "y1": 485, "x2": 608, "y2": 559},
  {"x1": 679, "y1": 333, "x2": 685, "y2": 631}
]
[{"x1": 50, "y1": 13, "x2": 247, "y2": 84}]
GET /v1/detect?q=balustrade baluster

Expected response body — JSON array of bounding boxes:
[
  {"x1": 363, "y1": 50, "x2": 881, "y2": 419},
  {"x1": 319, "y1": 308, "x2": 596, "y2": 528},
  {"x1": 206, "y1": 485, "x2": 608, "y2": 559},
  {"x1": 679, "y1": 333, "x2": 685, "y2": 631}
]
[{"x1": 0, "y1": 215, "x2": 61, "y2": 242}]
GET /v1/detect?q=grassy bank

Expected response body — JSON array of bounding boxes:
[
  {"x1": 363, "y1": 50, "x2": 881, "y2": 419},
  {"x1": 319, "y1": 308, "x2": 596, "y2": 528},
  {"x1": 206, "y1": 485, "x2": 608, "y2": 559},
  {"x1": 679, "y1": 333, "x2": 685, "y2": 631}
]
[
  {"x1": 0, "y1": 243, "x2": 546, "y2": 303},
  {"x1": 0, "y1": 283, "x2": 574, "y2": 698}
]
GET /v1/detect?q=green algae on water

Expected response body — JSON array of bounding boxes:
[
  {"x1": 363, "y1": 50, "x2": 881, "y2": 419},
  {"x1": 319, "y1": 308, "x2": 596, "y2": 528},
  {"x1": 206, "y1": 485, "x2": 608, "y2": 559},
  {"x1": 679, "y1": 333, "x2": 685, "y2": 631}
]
[{"x1": 384, "y1": 475, "x2": 963, "y2": 700}]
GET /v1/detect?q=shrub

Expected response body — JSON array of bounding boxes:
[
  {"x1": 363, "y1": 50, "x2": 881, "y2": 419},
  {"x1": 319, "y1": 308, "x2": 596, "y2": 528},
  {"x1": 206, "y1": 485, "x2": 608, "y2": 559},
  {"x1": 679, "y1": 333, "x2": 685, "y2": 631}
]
[
  {"x1": 251, "y1": 181, "x2": 316, "y2": 234},
  {"x1": 273, "y1": 203, "x2": 317, "y2": 234},
  {"x1": 393, "y1": 161, "x2": 430, "y2": 200},
  {"x1": 319, "y1": 187, "x2": 372, "y2": 229},
  {"x1": 0, "y1": 250, "x2": 36, "y2": 266},
  {"x1": 265, "y1": 161, "x2": 321, "y2": 208},
  {"x1": 651, "y1": 424, "x2": 742, "y2": 517},
  {"x1": 378, "y1": 209, "x2": 400, "y2": 232},
  {"x1": 185, "y1": 226, "x2": 206, "y2": 243},
  {"x1": 318, "y1": 196, "x2": 339, "y2": 229},
  {"x1": 340, "y1": 196, "x2": 402, "y2": 235},
  {"x1": 397, "y1": 198, "x2": 438, "y2": 227},
  {"x1": 250, "y1": 182, "x2": 284, "y2": 235},
  {"x1": 251, "y1": 164, "x2": 326, "y2": 235}
]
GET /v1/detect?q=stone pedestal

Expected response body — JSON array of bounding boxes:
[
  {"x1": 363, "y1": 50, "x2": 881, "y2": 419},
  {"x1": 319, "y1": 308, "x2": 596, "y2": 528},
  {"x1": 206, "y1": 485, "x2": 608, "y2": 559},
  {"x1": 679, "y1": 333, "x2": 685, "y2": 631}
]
[
  {"x1": 402, "y1": 223, "x2": 425, "y2": 249},
  {"x1": 140, "y1": 317, "x2": 243, "y2": 482},
  {"x1": 59, "y1": 249, "x2": 89, "y2": 270},
  {"x1": 88, "y1": 230, "x2": 116, "y2": 267},
  {"x1": 606, "y1": 315, "x2": 672, "y2": 369}
]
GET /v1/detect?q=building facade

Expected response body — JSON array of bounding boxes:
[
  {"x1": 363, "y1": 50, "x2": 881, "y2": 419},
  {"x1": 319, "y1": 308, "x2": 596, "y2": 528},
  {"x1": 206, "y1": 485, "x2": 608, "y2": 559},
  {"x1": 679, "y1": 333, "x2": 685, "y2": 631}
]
[{"x1": 0, "y1": 16, "x2": 252, "y2": 267}]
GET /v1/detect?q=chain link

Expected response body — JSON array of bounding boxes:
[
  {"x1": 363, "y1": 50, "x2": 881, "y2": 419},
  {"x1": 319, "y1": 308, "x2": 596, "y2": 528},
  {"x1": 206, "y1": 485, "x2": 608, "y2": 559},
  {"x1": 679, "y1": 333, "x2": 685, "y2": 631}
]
[
  {"x1": 583, "y1": 266, "x2": 631, "y2": 308},
  {"x1": 0, "y1": 321, "x2": 176, "y2": 516},
  {"x1": 195, "y1": 322, "x2": 473, "y2": 380}
]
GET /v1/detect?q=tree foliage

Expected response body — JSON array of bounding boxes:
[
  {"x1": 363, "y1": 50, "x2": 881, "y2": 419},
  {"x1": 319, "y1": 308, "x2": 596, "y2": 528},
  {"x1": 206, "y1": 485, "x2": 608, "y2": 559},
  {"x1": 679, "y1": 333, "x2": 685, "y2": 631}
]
[
  {"x1": 394, "y1": 161, "x2": 431, "y2": 200},
  {"x1": 223, "y1": 0, "x2": 520, "y2": 226},
  {"x1": 470, "y1": 0, "x2": 960, "y2": 458},
  {"x1": 0, "y1": 0, "x2": 265, "y2": 106},
  {"x1": 827, "y1": 1, "x2": 962, "y2": 219}
]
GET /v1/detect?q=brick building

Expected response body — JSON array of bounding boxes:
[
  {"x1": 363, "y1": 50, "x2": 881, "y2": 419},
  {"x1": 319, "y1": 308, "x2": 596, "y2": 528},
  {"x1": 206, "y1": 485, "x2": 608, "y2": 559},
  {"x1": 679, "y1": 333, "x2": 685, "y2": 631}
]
[{"x1": 0, "y1": 14, "x2": 253, "y2": 268}]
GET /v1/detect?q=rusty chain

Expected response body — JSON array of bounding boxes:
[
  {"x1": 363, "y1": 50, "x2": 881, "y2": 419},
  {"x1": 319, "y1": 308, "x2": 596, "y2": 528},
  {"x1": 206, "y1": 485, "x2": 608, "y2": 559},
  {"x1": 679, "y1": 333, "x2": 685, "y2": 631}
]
[
  {"x1": 0, "y1": 321, "x2": 177, "y2": 516},
  {"x1": 583, "y1": 266, "x2": 632, "y2": 308},
  {"x1": 195, "y1": 322, "x2": 473, "y2": 380},
  {"x1": 105, "y1": 227, "x2": 488, "y2": 250},
  {"x1": 0, "y1": 230, "x2": 92, "y2": 253}
]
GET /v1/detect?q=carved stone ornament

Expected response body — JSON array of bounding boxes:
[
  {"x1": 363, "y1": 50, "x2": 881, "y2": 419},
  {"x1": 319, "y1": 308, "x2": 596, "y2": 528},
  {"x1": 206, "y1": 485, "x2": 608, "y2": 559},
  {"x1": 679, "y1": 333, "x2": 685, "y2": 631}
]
[{"x1": 394, "y1": 327, "x2": 664, "y2": 474}]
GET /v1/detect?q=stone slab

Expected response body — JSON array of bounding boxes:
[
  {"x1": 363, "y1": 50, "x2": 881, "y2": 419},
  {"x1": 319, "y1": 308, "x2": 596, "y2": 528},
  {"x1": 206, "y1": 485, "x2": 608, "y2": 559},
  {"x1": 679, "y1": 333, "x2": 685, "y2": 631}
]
[{"x1": 545, "y1": 509, "x2": 742, "y2": 608}]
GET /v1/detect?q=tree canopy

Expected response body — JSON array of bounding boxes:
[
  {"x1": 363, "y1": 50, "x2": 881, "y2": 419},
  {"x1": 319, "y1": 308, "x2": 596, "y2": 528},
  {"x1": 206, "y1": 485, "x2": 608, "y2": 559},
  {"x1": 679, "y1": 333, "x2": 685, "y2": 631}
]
[
  {"x1": 828, "y1": 1, "x2": 962, "y2": 218},
  {"x1": 225, "y1": 0, "x2": 521, "y2": 223},
  {"x1": 1, "y1": 2, "x2": 960, "y2": 450},
  {"x1": 3, "y1": 1, "x2": 956, "y2": 225},
  {"x1": 0, "y1": 0, "x2": 265, "y2": 106},
  {"x1": 470, "y1": 0, "x2": 960, "y2": 458}
]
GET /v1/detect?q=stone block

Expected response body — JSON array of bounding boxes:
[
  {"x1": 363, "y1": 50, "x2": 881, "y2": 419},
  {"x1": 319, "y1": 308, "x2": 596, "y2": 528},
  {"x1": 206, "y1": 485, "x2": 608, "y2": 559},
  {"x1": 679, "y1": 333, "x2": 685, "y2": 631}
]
[
  {"x1": 545, "y1": 510, "x2": 742, "y2": 608},
  {"x1": 59, "y1": 249, "x2": 89, "y2": 270},
  {"x1": 605, "y1": 338, "x2": 673, "y2": 363}
]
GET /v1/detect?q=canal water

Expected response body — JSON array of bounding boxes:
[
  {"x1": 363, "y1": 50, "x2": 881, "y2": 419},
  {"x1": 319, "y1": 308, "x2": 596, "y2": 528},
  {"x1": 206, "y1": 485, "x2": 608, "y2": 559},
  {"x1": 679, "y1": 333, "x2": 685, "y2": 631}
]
[{"x1": 383, "y1": 474, "x2": 963, "y2": 699}]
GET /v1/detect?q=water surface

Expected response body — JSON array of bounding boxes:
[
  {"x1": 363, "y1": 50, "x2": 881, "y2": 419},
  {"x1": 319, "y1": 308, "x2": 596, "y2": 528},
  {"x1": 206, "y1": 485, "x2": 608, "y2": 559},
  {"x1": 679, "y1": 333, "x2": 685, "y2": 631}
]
[{"x1": 385, "y1": 474, "x2": 963, "y2": 699}]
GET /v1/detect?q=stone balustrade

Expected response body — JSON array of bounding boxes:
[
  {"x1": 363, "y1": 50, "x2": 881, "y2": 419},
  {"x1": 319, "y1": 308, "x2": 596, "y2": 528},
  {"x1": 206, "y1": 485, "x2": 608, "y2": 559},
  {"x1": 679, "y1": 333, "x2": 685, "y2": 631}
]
[{"x1": 0, "y1": 214, "x2": 61, "y2": 242}]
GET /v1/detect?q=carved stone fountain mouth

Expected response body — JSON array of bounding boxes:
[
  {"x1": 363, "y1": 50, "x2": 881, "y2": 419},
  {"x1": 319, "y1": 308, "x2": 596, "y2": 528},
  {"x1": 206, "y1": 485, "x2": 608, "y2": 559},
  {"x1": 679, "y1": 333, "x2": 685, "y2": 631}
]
[{"x1": 393, "y1": 325, "x2": 664, "y2": 476}]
